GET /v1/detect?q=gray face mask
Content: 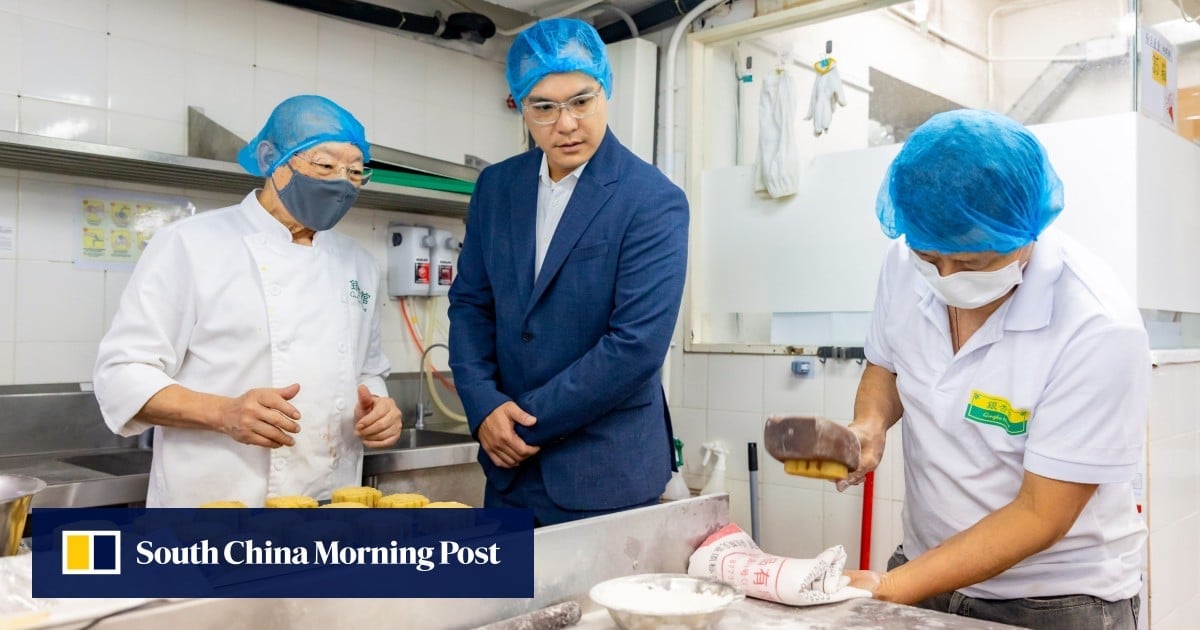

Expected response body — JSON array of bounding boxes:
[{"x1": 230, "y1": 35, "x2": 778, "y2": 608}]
[{"x1": 273, "y1": 165, "x2": 359, "y2": 231}]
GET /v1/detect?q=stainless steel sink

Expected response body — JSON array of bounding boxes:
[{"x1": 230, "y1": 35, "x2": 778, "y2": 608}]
[
  {"x1": 387, "y1": 428, "x2": 474, "y2": 450},
  {"x1": 59, "y1": 450, "x2": 152, "y2": 476}
]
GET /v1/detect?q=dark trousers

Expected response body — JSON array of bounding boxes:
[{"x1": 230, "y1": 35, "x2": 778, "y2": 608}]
[
  {"x1": 483, "y1": 457, "x2": 658, "y2": 527},
  {"x1": 888, "y1": 546, "x2": 1139, "y2": 629}
]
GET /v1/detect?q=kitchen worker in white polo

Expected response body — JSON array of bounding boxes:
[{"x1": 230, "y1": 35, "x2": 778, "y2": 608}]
[
  {"x1": 94, "y1": 95, "x2": 403, "y2": 507},
  {"x1": 839, "y1": 109, "x2": 1148, "y2": 630}
]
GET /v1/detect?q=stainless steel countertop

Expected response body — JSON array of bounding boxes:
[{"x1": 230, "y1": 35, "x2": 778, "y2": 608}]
[{"x1": 0, "y1": 424, "x2": 479, "y2": 508}]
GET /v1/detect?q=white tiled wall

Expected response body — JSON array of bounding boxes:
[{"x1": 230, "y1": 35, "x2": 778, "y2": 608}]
[
  {"x1": 1147, "y1": 361, "x2": 1200, "y2": 630},
  {"x1": 673, "y1": 352, "x2": 905, "y2": 574},
  {"x1": 0, "y1": 0, "x2": 520, "y2": 385},
  {"x1": 0, "y1": 0, "x2": 522, "y2": 165}
]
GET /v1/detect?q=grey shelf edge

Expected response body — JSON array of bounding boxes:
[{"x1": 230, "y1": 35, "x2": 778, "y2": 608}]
[{"x1": 0, "y1": 130, "x2": 470, "y2": 218}]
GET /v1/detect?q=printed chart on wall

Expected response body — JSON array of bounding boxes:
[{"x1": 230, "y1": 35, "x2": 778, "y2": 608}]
[{"x1": 75, "y1": 188, "x2": 195, "y2": 271}]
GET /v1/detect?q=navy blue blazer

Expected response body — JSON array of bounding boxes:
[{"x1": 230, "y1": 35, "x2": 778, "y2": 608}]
[{"x1": 448, "y1": 129, "x2": 689, "y2": 510}]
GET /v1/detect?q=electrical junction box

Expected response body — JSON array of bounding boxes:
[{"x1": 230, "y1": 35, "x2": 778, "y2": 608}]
[
  {"x1": 386, "y1": 224, "x2": 435, "y2": 297},
  {"x1": 430, "y1": 228, "x2": 459, "y2": 296}
]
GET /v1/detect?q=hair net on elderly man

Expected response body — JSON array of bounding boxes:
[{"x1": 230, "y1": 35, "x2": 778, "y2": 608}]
[
  {"x1": 506, "y1": 18, "x2": 613, "y2": 106},
  {"x1": 237, "y1": 95, "x2": 370, "y2": 177},
  {"x1": 875, "y1": 109, "x2": 1064, "y2": 254}
]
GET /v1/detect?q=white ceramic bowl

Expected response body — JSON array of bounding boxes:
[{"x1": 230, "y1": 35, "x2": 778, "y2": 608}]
[{"x1": 589, "y1": 573, "x2": 744, "y2": 630}]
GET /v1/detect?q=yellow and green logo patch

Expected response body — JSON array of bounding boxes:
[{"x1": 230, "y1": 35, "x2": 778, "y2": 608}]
[{"x1": 964, "y1": 390, "x2": 1029, "y2": 436}]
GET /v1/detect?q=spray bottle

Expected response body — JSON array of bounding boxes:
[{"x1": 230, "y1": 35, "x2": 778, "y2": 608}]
[
  {"x1": 663, "y1": 438, "x2": 691, "y2": 501},
  {"x1": 700, "y1": 441, "x2": 729, "y2": 495}
]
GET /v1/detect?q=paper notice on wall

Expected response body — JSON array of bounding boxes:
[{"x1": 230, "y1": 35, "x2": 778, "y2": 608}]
[
  {"x1": 1140, "y1": 26, "x2": 1177, "y2": 131},
  {"x1": 75, "y1": 187, "x2": 195, "y2": 271},
  {"x1": 0, "y1": 216, "x2": 13, "y2": 252}
]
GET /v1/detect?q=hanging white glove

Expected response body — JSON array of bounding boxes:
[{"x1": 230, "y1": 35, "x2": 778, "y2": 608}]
[
  {"x1": 754, "y1": 71, "x2": 800, "y2": 198},
  {"x1": 688, "y1": 523, "x2": 872, "y2": 606},
  {"x1": 805, "y1": 62, "x2": 848, "y2": 136}
]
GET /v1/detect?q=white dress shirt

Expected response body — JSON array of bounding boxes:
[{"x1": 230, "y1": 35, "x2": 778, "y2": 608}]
[{"x1": 535, "y1": 155, "x2": 588, "y2": 280}]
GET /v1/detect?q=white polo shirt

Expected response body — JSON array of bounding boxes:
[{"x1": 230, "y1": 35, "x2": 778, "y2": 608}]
[{"x1": 865, "y1": 226, "x2": 1149, "y2": 601}]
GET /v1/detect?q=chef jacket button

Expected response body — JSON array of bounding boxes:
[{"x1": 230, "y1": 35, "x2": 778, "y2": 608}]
[
  {"x1": 337, "y1": 343, "x2": 347, "y2": 354},
  {"x1": 269, "y1": 285, "x2": 281, "y2": 296},
  {"x1": 278, "y1": 339, "x2": 290, "y2": 351},
  {"x1": 521, "y1": 332, "x2": 533, "y2": 342},
  {"x1": 273, "y1": 459, "x2": 284, "y2": 471},
  {"x1": 335, "y1": 398, "x2": 346, "y2": 411}
]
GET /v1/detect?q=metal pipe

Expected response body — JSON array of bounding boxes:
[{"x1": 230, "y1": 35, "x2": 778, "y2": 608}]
[
  {"x1": 415, "y1": 343, "x2": 449, "y2": 430},
  {"x1": 664, "y1": 0, "x2": 728, "y2": 183}
]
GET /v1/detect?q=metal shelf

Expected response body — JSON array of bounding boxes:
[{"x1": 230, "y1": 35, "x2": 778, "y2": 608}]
[{"x1": 0, "y1": 130, "x2": 471, "y2": 218}]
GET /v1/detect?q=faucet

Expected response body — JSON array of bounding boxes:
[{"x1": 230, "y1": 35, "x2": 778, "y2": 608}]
[{"x1": 415, "y1": 343, "x2": 449, "y2": 431}]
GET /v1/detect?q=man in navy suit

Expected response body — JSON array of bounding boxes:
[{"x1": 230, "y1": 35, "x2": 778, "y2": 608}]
[{"x1": 448, "y1": 18, "x2": 689, "y2": 526}]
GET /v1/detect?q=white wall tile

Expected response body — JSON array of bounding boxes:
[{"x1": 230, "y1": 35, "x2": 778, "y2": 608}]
[
  {"x1": 472, "y1": 113, "x2": 522, "y2": 165},
  {"x1": 0, "y1": 259, "x2": 13, "y2": 341},
  {"x1": 471, "y1": 58, "x2": 511, "y2": 116},
  {"x1": 762, "y1": 354, "x2": 824, "y2": 417},
  {"x1": 0, "y1": 1, "x2": 14, "y2": 14},
  {"x1": 108, "y1": 38, "x2": 187, "y2": 122},
  {"x1": 108, "y1": 112, "x2": 187, "y2": 155},
  {"x1": 0, "y1": 94, "x2": 15, "y2": 132},
  {"x1": 670, "y1": 407, "x2": 706, "y2": 477},
  {"x1": 681, "y1": 352, "x2": 707, "y2": 409},
  {"x1": 378, "y1": 293, "x2": 406, "y2": 343},
  {"x1": 1172, "y1": 365, "x2": 1198, "y2": 441},
  {"x1": 422, "y1": 102, "x2": 472, "y2": 164},
  {"x1": 374, "y1": 33, "x2": 426, "y2": 98},
  {"x1": 15, "y1": 260, "x2": 105, "y2": 342},
  {"x1": 253, "y1": 67, "x2": 317, "y2": 133},
  {"x1": 17, "y1": 97, "x2": 107, "y2": 143},
  {"x1": 16, "y1": 177, "x2": 77, "y2": 262},
  {"x1": 380, "y1": 340, "x2": 410, "y2": 373},
  {"x1": 706, "y1": 410, "x2": 763, "y2": 482},
  {"x1": 336, "y1": 207, "x2": 374, "y2": 253},
  {"x1": 706, "y1": 354, "x2": 763, "y2": 413},
  {"x1": 315, "y1": 79, "x2": 373, "y2": 134},
  {"x1": 759, "y1": 483, "x2": 824, "y2": 559},
  {"x1": 0, "y1": 175, "x2": 14, "y2": 260},
  {"x1": 424, "y1": 47, "x2": 467, "y2": 108},
  {"x1": 20, "y1": 17, "x2": 106, "y2": 107},
  {"x1": 0, "y1": 11, "x2": 18, "y2": 95},
  {"x1": 255, "y1": 0, "x2": 317, "y2": 76},
  {"x1": 103, "y1": 269, "x2": 130, "y2": 331},
  {"x1": 13, "y1": 341, "x2": 96, "y2": 383},
  {"x1": 0, "y1": 342, "x2": 12, "y2": 384},
  {"x1": 372, "y1": 92, "x2": 425, "y2": 156},
  {"x1": 108, "y1": 0, "x2": 186, "y2": 48},
  {"x1": 724, "y1": 483, "x2": 752, "y2": 535},
  {"x1": 822, "y1": 489, "x2": 862, "y2": 569},
  {"x1": 822, "y1": 359, "x2": 865, "y2": 420},
  {"x1": 1150, "y1": 365, "x2": 1175, "y2": 443},
  {"x1": 185, "y1": 0, "x2": 255, "y2": 66},
  {"x1": 868, "y1": 498, "x2": 894, "y2": 574},
  {"x1": 316, "y1": 16, "x2": 374, "y2": 90},
  {"x1": 185, "y1": 54, "x2": 255, "y2": 141},
  {"x1": 19, "y1": 0, "x2": 106, "y2": 31}
]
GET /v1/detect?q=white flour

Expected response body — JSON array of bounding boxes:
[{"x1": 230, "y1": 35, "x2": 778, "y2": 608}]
[{"x1": 599, "y1": 581, "x2": 734, "y2": 615}]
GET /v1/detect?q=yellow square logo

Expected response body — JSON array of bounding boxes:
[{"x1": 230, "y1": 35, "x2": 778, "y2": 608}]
[{"x1": 61, "y1": 531, "x2": 121, "y2": 575}]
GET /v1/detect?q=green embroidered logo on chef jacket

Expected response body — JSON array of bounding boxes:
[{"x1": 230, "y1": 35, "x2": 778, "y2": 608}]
[
  {"x1": 964, "y1": 390, "x2": 1029, "y2": 436},
  {"x1": 349, "y1": 280, "x2": 371, "y2": 311}
]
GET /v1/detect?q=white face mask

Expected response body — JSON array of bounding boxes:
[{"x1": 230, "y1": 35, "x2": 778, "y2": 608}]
[{"x1": 911, "y1": 253, "x2": 1024, "y2": 309}]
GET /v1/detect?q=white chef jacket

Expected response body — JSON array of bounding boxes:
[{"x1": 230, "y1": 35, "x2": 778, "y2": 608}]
[
  {"x1": 865, "y1": 227, "x2": 1149, "y2": 601},
  {"x1": 94, "y1": 192, "x2": 390, "y2": 507}
]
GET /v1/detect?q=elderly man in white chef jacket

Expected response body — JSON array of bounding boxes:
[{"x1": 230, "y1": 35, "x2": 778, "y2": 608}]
[{"x1": 94, "y1": 95, "x2": 402, "y2": 507}]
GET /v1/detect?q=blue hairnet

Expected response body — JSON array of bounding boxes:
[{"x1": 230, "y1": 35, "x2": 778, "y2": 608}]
[
  {"x1": 875, "y1": 109, "x2": 1063, "y2": 254},
  {"x1": 506, "y1": 18, "x2": 612, "y2": 107},
  {"x1": 237, "y1": 95, "x2": 370, "y2": 177}
]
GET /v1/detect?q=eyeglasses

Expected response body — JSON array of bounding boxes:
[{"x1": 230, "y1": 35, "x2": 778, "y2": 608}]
[
  {"x1": 523, "y1": 91, "x2": 602, "y2": 125},
  {"x1": 293, "y1": 155, "x2": 373, "y2": 184}
]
